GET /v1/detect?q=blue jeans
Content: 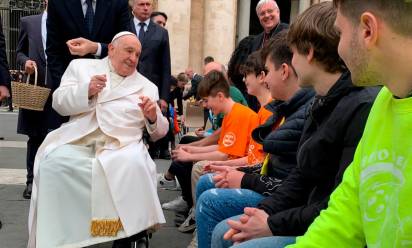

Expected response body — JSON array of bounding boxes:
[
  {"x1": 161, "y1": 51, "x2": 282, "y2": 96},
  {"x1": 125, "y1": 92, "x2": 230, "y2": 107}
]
[
  {"x1": 196, "y1": 173, "x2": 216, "y2": 200},
  {"x1": 196, "y1": 185, "x2": 265, "y2": 248},
  {"x1": 212, "y1": 215, "x2": 296, "y2": 248}
]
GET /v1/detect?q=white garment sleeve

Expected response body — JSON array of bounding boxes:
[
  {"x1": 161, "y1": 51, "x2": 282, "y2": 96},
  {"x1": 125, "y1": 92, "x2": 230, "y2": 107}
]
[
  {"x1": 145, "y1": 104, "x2": 169, "y2": 142},
  {"x1": 52, "y1": 61, "x2": 96, "y2": 116}
]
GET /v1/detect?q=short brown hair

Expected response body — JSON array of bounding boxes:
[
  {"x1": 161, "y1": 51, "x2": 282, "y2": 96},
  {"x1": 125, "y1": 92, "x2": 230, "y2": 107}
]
[
  {"x1": 287, "y1": 2, "x2": 346, "y2": 73},
  {"x1": 261, "y1": 30, "x2": 294, "y2": 72},
  {"x1": 334, "y1": 0, "x2": 412, "y2": 37},
  {"x1": 239, "y1": 51, "x2": 265, "y2": 76},
  {"x1": 176, "y1": 72, "x2": 188, "y2": 83},
  {"x1": 197, "y1": 70, "x2": 230, "y2": 98}
]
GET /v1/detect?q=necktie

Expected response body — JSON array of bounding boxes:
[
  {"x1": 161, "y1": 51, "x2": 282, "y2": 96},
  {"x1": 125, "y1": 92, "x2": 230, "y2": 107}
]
[
  {"x1": 138, "y1": 22, "x2": 146, "y2": 40},
  {"x1": 85, "y1": 0, "x2": 94, "y2": 36}
]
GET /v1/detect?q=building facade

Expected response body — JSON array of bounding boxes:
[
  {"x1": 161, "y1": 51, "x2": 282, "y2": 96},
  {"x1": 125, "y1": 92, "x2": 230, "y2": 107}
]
[
  {"x1": 154, "y1": 0, "x2": 331, "y2": 75},
  {"x1": 0, "y1": 0, "x2": 329, "y2": 74}
]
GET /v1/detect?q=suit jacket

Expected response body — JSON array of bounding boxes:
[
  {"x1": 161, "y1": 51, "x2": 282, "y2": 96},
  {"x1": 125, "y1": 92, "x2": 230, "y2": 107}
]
[
  {"x1": 250, "y1": 22, "x2": 289, "y2": 52},
  {"x1": 28, "y1": 58, "x2": 168, "y2": 247},
  {"x1": 0, "y1": 15, "x2": 10, "y2": 87},
  {"x1": 46, "y1": 0, "x2": 131, "y2": 90},
  {"x1": 16, "y1": 13, "x2": 65, "y2": 136},
  {"x1": 130, "y1": 19, "x2": 171, "y2": 101}
]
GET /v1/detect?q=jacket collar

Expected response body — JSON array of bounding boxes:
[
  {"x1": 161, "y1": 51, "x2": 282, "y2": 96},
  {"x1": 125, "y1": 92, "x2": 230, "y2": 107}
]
[
  {"x1": 97, "y1": 57, "x2": 144, "y2": 103},
  {"x1": 310, "y1": 71, "x2": 355, "y2": 117}
]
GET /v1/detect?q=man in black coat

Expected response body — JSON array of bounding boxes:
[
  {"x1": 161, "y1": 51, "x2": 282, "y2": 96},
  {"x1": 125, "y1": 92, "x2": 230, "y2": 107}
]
[
  {"x1": 246, "y1": 0, "x2": 288, "y2": 111},
  {"x1": 130, "y1": 0, "x2": 171, "y2": 159},
  {"x1": 16, "y1": 5, "x2": 54, "y2": 199},
  {"x1": 0, "y1": 14, "x2": 11, "y2": 231},
  {"x1": 46, "y1": 0, "x2": 131, "y2": 91},
  {"x1": 250, "y1": 0, "x2": 289, "y2": 52},
  {"x1": 0, "y1": 15, "x2": 10, "y2": 102}
]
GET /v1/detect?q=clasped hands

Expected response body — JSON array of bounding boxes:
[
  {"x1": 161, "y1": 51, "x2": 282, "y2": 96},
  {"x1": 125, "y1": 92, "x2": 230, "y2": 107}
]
[{"x1": 204, "y1": 164, "x2": 272, "y2": 244}]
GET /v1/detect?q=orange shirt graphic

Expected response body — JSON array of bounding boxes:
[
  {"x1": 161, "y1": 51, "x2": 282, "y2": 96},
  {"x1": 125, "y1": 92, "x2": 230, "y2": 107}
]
[
  {"x1": 247, "y1": 103, "x2": 273, "y2": 165},
  {"x1": 218, "y1": 103, "x2": 258, "y2": 159}
]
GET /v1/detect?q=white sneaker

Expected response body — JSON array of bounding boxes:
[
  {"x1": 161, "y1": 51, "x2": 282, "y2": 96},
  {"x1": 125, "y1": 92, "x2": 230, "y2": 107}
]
[
  {"x1": 157, "y1": 173, "x2": 177, "y2": 189},
  {"x1": 178, "y1": 207, "x2": 196, "y2": 233},
  {"x1": 162, "y1": 196, "x2": 189, "y2": 212}
]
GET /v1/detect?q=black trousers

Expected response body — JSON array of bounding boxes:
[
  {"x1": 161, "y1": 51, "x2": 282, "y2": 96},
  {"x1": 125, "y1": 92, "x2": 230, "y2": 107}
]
[
  {"x1": 167, "y1": 135, "x2": 202, "y2": 208},
  {"x1": 26, "y1": 134, "x2": 46, "y2": 185}
]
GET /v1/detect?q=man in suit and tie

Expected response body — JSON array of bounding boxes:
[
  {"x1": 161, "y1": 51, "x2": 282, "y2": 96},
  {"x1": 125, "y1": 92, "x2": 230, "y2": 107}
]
[
  {"x1": 15, "y1": 1, "x2": 57, "y2": 200},
  {"x1": 130, "y1": 0, "x2": 171, "y2": 159},
  {"x1": 46, "y1": 0, "x2": 131, "y2": 94}
]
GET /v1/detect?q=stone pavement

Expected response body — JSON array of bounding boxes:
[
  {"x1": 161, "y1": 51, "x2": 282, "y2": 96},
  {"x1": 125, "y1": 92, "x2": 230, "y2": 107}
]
[{"x1": 0, "y1": 109, "x2": 192, "y2": 248}]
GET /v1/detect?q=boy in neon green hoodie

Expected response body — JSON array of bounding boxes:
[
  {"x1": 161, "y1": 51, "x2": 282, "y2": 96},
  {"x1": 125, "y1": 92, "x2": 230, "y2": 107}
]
[{"x1": 289, "y1": 1, "x2": 412, "y2": 247}]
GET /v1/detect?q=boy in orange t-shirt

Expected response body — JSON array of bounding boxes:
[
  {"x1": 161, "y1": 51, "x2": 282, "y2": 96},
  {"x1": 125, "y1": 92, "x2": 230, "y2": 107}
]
[
  {"x1": 207, "y1": 51, "x2": 273, "y2": 168},
  {"x1": 172, "y1": 70, "x2": 258, "y2": 162}
]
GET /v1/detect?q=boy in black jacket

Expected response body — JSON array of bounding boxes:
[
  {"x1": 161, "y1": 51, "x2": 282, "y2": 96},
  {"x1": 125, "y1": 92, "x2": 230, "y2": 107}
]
[{"x1": 215, "y1": 2, "x2": 379, "y2": 248}]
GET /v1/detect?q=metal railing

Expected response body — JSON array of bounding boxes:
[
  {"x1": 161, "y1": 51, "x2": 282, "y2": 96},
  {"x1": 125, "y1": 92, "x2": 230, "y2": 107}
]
[{"x1": 0, "y1": 0, "x2": 45, "y2": 70}]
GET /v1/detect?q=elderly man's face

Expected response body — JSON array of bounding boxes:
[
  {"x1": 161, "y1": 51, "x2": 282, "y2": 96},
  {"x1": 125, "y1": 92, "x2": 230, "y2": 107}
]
[
  {"x1": 133, "y1": 0, "x2": 153, "y2": 21},
  {"x1": 108, "y1": 36, "x2": 141, "y2": 77},
  {"x1": 257, "y1": 2, "x2": 280, "y2": 33}
]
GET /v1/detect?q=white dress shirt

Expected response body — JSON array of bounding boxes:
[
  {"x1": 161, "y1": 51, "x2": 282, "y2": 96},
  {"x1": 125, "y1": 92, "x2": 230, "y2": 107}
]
[
  {"x1": 81, "y1": 0, "x2": 96, "y2": 15},
  {"x1": 133, "y1": 17, "x2": 150, "y2": 39},
  {"x1": 41, "y1": 11, "x2": 47, "y2": 58}
]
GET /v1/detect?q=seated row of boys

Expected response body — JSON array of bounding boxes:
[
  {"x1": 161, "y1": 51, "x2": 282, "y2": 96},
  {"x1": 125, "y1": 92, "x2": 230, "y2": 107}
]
[
  {"x1": 162, "y1": 3, "x2": 378, "y2": 247},
  {"x1": 163, "y1": 3, "x2": 380, "y2": 247},
  {"x1": 194, "y1": 2, "x2": 380, "y2": 247}
]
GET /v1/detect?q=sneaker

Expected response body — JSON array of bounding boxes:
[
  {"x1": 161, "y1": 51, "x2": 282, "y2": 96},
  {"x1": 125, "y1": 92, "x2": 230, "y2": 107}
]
[
  {"x1": 157, "y1": 173, "x2": 177, "y2": 189},
  {"x1": 162, "y1": 196, "x2": 189, "y2": 212},
  {"x1": 178, "y1": 208, "x2": 196, "y2": 233},
  {"x1": 187, "y1": 230, "x2": 198, "y2": 248}
]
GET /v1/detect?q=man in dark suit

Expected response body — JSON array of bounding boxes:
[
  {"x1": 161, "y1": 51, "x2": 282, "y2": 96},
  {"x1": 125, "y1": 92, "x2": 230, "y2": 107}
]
[
  {"x1": 46, "y1": 0, "x2": 131, "y2": 91},
  {"x1": 250, "y1": 0, "x2": 289, "y2": 52},
  {"x1": 243, "y1": 0, "x2": 288, "y2": 111},
  {"x1": 0, "y1": 15, "x2": 10, "y2": 103},
  {"x1": 130, "y1": 0, "x2": 171, "y2": 159},
  {"x1": 0, "y1": 15, "x2": 10, "y2": 231},
  {"x1": 16, "y1": 1, "x2": 65, "y2": 199}
]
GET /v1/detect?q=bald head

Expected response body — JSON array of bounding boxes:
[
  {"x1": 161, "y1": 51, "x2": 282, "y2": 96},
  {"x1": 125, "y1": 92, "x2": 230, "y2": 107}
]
[
  {"x1": 108, "y1": 34, "x2": 141, "y2": 77},
  {"x1": 204, "y1": 61, "x2": 226, "y2": 75}
]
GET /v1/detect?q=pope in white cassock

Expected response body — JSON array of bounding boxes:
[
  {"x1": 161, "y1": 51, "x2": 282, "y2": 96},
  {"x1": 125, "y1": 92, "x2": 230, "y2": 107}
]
[{"x1": 27, "y1": 31, "x2": 168, "y2": 248}]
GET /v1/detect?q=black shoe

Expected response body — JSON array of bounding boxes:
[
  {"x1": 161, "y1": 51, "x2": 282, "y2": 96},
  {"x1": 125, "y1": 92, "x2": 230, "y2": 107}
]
[
  {"x1": 158, "y1": 150, "x2": 171, "y2": 160},
  {"x1": 23, "y1": 183, "x2": 32, "y2": 199},
  {"x1": 112, "y1": 238, "x2": 131, "y2": 248}
]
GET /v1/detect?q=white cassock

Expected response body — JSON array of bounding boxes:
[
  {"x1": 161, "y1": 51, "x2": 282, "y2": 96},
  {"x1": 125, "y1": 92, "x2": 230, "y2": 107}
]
[{"x1": 27, "y1": 57, "x2": 168, "y2": 248}]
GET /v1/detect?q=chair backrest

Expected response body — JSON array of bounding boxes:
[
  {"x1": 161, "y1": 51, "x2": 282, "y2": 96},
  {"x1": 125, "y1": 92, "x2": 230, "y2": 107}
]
[{"x1": 183, "y1": 101, "x2": 204, "y2": 128}]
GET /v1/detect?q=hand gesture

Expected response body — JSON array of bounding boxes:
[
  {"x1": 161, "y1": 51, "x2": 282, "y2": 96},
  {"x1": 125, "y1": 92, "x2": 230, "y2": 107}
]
[
  {"x1": 139, "y1": 96, "x2": 157, "y2": 123},
  {"x1": 66, "y1": 37, "x2": 98, "y2": 56},
  {"x1": 88, "y1": 74, "x2": 107, "y2": 98}
]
